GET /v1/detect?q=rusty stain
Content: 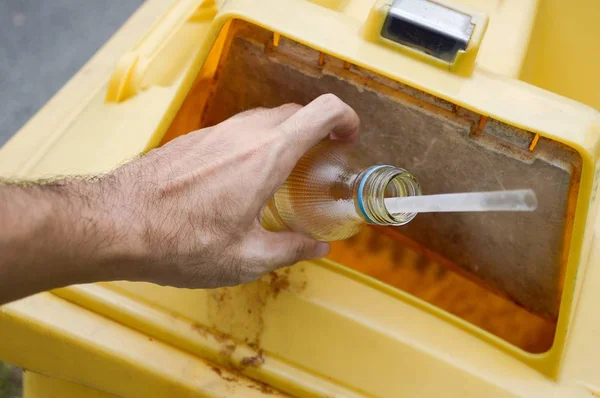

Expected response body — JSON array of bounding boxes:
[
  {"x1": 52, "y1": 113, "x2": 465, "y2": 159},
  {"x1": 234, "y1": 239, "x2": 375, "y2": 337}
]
[
  {"x1": 529, "y1": 133, "x2": 540, "y2": 151},
  {"x1": 343, "y1": 61, "x2": 351, "y2": 70},
  {"x1": 272, "y1": 32, "x2": 280, "y2": 47},
  {"x1": 209, "y1": 364, "x2": 223, "y2": 377},
  {"x1": 191, "y1": 322, "x2": 234, "y2": 344},
  {"x1": 207, "y1": 362, "x2": 277, "y2": 394},
  {"x1": 222, "y1": 374, "x2": 238, "y2": 383},
  {"x1": 473, "y1": 115, "x2": 488, "y2": 135},
  {"x1": 248, "y1": 382, "x2": 278, "y2": 395},
  {"x1": 224, "y1": 343, "x2": 237, "y2": 355},
  {"x1": 207, "y1": 285, "x2": 266, "y2": 349},
  {"x1": 206, "y1": 265, "x2": 307, "y2": 351},
  {"x1": 318, "y1": 52, "x2": 325, "y2": 66},
  {"x1": 191, "y1": 322, "x2": 272, "y2": 385},
  {"x1": 269, "y1": 271, "x2": 291, "y2": 298},
  {"x1": 209, "y1": 364, "x2": 238, "y2": 383},
  {"x1": 240, "y1": 350, "x2": 265, "y2": 367},
  {"x1": 191, "y1": 322, "x2": 208, "y2": 337},
  {"x1": 191, "y1": 322, "x2": 238, "y2": 359}
]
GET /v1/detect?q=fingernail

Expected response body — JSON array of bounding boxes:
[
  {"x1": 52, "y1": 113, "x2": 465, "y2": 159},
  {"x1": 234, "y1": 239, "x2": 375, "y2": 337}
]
[{"x1": 313, "y1": 242, "x2": 331, "y2": 258}]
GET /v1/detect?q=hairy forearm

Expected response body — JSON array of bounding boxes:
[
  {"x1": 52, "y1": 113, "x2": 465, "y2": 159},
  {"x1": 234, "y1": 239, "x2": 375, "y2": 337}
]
[
  {"x1": 0, "y1": 177, "x2": 141, "y2": 304},
  {"x1": 0, "y1": 96, "x2": 355, "y2": 304}
]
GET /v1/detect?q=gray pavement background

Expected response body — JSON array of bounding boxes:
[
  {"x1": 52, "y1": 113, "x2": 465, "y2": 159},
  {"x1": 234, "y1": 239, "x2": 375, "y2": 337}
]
[
  {"x1": 0, "y1": 0, "x2": 143, "y2": 146},
  {"x1": 0, "y1": 2, "x2": 143, "y2": 396}
]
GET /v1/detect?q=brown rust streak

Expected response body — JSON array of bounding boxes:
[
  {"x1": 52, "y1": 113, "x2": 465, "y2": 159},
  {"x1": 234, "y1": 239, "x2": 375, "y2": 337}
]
[
  {"x1": 240, "y1": 350, "x2": 265, "y2": 367},
  {"x1": 193, "y1": 325, "x2": 280, "y2": 394},
  {"x1": 191, "y1": 322, "x2": 238, "y2": 361},
  {"x1": 472, "y1": 115, "x2": 488, "y2": 136},
  {"x1": 203, "y1": 267, "x2": 307, "y2": 364},
  {"x1": 209, "y1": 364, "x2": 224, "y2": 377},
  {"x1": 207, "y1": 361, "x2": 279, "y2": 395},
  {"x1": 269, "y1": 269, "x2": 291, "y2": 299}
]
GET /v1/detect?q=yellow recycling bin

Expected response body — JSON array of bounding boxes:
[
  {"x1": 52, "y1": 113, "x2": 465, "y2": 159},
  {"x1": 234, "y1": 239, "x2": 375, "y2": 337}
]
[{"x1": 1, "y1": 0, "x2": 600, "y2": 396}]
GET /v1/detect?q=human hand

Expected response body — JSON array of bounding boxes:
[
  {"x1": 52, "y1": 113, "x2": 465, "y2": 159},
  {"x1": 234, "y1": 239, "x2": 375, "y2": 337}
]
[
  {"x1": 108, "y1": 94, "x2": 360, "y2": 288},
  {"x1": 0, "y1": 94, "x2": 359, "y2": 303}
]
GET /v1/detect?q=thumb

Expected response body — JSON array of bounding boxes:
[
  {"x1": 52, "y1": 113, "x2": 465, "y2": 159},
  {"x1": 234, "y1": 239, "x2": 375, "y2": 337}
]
[{"x1": 259, "y1": 230, "x2": 330, "y2": 270}]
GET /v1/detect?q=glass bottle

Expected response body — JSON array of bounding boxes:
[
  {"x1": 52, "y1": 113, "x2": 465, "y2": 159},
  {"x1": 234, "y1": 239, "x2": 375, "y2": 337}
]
[{"x1": 262, "y1": 139, "x2": 421, "y2": 241}]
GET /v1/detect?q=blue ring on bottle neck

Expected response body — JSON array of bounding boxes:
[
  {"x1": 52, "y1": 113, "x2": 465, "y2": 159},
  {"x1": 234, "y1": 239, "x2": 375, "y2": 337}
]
[{"x1": 358, "y1": 165, "x2": 391, "y2": 224}]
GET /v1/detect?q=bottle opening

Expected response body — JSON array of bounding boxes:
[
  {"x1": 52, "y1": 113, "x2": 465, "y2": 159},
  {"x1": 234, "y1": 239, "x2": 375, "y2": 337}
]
[
  {"x1": 359, "y1": 165, "x2": 421, "y2": 225},
  {"x1": 384, "y1": 170, "x2": 422, "y2": 222}
]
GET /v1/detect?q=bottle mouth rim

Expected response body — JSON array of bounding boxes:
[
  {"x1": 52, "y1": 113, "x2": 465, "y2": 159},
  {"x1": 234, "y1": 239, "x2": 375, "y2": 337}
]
[
  {"x1": 357, "y1": 165, "x2": 388, "y2": 223},
  {"x1": 358, "y1": 165, "x2": 421, "y2": 225}
]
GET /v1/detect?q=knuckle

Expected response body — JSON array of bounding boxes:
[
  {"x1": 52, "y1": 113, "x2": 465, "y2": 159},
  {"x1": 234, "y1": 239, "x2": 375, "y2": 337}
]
[
  {"x1": 227, "y1": 108, "x2": 268, "y2": 123},
  {"x1": 316, "y1": 93, "x2": 345, "y2": 113},
  {"x1": 316, "y1": 94, "x2": 358, "y2": 129},
  {"x1": 277, "y1": 103, "x2": 302, "y2": 113},
  {"x1": 244, "y1": 107, "x2": 269, "y2": 117}
]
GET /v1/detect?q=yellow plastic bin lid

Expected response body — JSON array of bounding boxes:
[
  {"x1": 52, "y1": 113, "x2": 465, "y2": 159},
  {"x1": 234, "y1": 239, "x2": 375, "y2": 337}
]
[{"x1": 1, "y1": 1, "x2": 600, "y2": 397}]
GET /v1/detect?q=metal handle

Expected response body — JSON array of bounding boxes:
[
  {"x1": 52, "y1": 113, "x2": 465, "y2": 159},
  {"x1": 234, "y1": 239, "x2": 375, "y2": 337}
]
[{"x1": 381, "y1": 0, "x2": 475, "y2": 63}]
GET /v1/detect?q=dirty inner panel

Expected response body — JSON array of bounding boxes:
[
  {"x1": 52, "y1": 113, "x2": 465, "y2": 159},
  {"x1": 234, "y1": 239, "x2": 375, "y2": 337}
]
[
  {"x1": 164, "y1": 21, "x2": 580, "y2": 328},
  {"x1": 193, "y1": 23, "x2": 580, "y2": 321}
]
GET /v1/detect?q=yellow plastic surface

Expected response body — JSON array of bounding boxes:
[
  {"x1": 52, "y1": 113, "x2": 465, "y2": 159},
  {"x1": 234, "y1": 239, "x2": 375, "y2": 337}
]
[
  {"x1": 24, "y1": 372, "x2": 120, "y2": 398},
  {"x1": 0, "y1": 293, "x2": 287, "y2": 397},
  {"x1": 1, "y1": 0, "x2": 600, "y2": 397},
  {"x1": 520, "y1": 0, "x2": 600, "y2": 110},
  {"x1": 105, "y1": 0, "x2": 217, "y2": 102}
]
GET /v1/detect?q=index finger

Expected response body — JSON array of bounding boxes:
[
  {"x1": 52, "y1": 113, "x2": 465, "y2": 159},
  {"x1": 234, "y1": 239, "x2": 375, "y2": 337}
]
[{"x1": 276, "y1": 94, "x2": 360, "y2": 161}]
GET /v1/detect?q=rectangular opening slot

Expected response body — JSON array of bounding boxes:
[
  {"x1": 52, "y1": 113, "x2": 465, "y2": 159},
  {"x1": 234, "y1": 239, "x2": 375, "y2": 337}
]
[{"x1": 161, "y1": 20, "x2": 581, "y2": 354}]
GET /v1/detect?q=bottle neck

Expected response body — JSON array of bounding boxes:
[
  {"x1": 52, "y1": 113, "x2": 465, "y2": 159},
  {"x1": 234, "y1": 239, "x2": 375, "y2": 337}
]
[{"x1": 355, "y1": 165, "x2": 421, "y2": 226}]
